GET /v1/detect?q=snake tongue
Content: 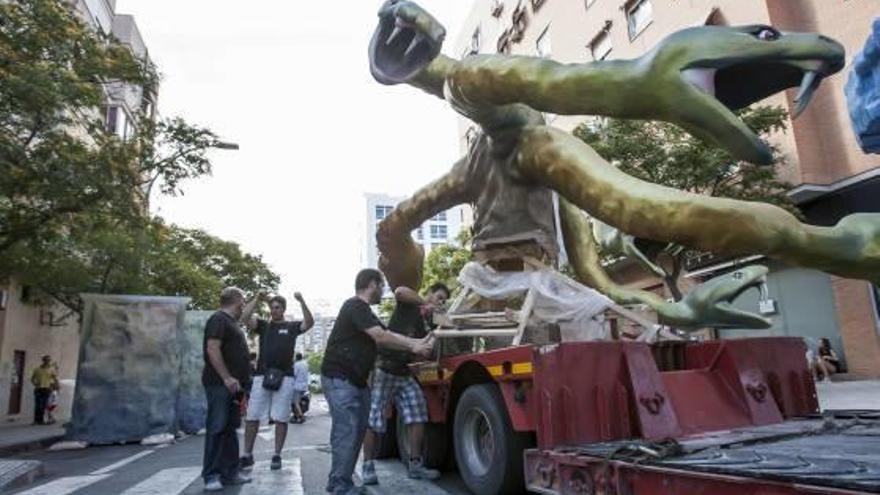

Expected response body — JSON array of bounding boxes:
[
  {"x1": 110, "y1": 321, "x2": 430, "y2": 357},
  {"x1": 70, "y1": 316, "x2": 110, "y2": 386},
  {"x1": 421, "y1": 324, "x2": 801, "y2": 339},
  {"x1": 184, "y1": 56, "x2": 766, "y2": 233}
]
[{"x1": 793, "y1": 70, "x2": 820, "y2": 119}]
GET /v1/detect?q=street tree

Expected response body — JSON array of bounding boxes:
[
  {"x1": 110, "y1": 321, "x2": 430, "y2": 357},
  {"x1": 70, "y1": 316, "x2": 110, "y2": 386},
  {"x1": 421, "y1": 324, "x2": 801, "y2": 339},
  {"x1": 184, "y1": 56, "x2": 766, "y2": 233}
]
[
  {"x1": 420, "y1": 229, "x2": 472, "y2": 294},
  {"x1": 0, "y1": 0, "x2": 155, "y2": 253},
  {"x1": 4, "y1": 215, "x2": 280, "y2": 316},
  {"x1": 573, "y1": 105, "x2": 798, "y2": 300}
]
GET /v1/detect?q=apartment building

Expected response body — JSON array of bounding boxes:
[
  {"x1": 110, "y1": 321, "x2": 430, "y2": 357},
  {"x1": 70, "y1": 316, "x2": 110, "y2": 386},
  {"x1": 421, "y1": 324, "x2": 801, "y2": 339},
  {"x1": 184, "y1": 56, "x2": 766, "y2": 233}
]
[
  {"x1": 453, "y1": 0, "x2": 880, "y2": 377},
  {"x1": 363, "y1": 193, "x2": 469, "y2": 271}
]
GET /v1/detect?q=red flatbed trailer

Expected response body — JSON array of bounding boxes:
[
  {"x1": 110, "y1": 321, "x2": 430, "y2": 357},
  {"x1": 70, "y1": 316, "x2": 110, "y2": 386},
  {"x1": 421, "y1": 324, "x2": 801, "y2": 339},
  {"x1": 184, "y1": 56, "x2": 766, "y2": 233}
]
[{"x1": 405, "y1": 337, "x2": 880, "y2": 495}]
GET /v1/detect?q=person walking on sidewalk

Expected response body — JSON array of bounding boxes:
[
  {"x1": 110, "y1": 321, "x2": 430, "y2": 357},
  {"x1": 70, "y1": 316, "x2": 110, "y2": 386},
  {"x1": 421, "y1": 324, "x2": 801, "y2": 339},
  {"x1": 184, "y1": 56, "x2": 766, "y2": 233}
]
[
  {"x1": 291, "y1": 352, "x2": 310, "y2": 423},
  {"x1": 239, "y1": 291, "x2": 314, "y2": 471},
  {"x1": 361, "y1": 283, "x2": 450, "y2": 485},
  {"x1": 30, "y1": 355, "x2": 57, "y2": 425},
  {"x1": 321, "y1": 268, "x2": 436, "y2": 495},
  {"x1": 201, "y1": 287, "x2": 253, "y2": 492}
]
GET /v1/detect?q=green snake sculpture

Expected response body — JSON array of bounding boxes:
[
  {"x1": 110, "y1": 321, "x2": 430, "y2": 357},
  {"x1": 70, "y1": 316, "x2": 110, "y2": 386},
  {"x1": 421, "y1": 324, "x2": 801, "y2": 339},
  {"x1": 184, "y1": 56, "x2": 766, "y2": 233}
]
[{"x1": 369, "y1": 0, "x2": 879, "y2": 330}]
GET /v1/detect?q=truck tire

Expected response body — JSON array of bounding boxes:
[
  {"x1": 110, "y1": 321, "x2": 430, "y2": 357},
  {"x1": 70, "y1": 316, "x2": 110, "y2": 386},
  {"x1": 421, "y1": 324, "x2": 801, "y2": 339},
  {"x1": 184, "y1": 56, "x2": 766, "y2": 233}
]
[
  {"x1": 453, "y1": 384, "x2": 529, "y2": 495},
  {"x1": 396, "y1": 414, "x2": 449, "y2": 469}
]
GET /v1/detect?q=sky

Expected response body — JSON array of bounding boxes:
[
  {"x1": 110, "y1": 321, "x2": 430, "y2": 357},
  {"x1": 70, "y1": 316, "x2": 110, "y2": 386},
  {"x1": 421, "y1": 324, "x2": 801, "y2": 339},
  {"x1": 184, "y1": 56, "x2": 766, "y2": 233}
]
[{"x1": 115, "y1": 0, "x2": 473, "y2": 315}]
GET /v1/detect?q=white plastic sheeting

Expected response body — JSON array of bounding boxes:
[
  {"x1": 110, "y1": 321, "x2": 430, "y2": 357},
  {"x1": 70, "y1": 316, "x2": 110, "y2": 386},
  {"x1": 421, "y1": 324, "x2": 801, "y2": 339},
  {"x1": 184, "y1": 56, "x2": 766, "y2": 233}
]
[{"x1": 457, "y1": 262, "x2": 614, "y2": 341}]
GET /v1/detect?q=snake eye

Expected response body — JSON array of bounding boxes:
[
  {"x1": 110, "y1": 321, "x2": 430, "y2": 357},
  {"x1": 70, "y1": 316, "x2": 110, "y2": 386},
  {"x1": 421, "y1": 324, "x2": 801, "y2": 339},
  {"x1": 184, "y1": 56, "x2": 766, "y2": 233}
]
[{"x1": 755, "y1": 27, "x2": 780, "y2": 41}]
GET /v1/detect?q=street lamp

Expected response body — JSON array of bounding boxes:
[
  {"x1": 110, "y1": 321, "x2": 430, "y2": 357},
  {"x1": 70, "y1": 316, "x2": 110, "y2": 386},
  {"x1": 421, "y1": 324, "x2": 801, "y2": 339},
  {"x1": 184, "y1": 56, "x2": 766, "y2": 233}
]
[{"x1": 214, "y1": 141, "x2": 240, "y2": 150}]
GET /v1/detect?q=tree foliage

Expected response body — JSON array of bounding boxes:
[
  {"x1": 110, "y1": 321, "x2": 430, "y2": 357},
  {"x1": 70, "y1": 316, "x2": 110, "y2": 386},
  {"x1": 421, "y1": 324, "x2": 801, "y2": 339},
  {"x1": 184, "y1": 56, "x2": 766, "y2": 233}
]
[
  {"x1": 0, "y1": 0, "x2": 279, "y2": 314},
  {"x1": 573, "y1": 106, "x2": 797, "y2": 212},
  {"x1": 420, "y1": 229, "x2": 472, "y2": 295},
  {"x1": 306, "y1": 352, "x2": 324, "y2": 375},
  {"x1": 0, "y1": 0, "x2": 156, "y2": 253},
  {"x1": 573, "y1": 106, "x2": 798, "y2": 299},
  {"x1": 3, "y1": 214, "x2": 280, "y2": 314}
]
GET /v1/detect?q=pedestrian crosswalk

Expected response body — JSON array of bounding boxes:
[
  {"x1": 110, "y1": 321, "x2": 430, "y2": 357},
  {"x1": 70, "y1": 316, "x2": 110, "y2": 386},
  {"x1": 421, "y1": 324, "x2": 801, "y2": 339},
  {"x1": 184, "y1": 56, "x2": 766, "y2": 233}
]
[
  {"x1": 13, "y1": 457, "x2": 305, "y2": 495},
  {"x1": 14, "y1": 475, "x2": 111, "y2": 495},
  {"x1": 118, "y1": 467, "x2": 202, "y2": 495}
]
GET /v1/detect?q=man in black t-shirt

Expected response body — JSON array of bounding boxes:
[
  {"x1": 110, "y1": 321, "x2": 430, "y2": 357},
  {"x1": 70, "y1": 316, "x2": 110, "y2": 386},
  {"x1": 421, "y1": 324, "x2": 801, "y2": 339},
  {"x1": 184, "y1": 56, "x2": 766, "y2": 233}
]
[
  {"x1": 321, "y1": 269, "x2": 435, "y2": 495},
  {"x1": 361, "y1": 282, "x2": 450, "y2": 484},
  {"x1": 201, "y1": 287, "x2": 253, "y2": 492},
  {"x1": 239, "y1": 291, "x2": 313, "y2": 471}
]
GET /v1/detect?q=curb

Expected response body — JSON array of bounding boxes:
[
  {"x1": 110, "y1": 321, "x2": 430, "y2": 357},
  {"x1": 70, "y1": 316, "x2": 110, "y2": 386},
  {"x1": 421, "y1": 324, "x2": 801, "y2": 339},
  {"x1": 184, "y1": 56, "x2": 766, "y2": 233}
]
[
  {"x1": 0, "y1": 434, "x2": 65, "y2": 458},
  {"x1": 0, "y1": 460, "x2": 45, "y2": 492}
]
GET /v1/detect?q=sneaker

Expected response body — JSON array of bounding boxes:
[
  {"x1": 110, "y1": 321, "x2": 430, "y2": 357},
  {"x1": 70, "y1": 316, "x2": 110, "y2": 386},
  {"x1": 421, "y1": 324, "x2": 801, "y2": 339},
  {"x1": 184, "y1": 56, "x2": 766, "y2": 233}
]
[
  {"x1": 361, "y1": 460, "x2": 378, "y2": 485},
  {"x1": 239, "y1": 454, "x2": 254, "y2": 470},
  {"x1": 271, "y1": 454, "x2": 282, "y2": 470},
  {"x1": 204, "y1": 477, "x2": 223, "y2": 492},
  {"x1": 223, "y1": 473, "x2": 252, "y2": 486},
  {"x1": 408, "y1": 459, "x2": 440, "y2": 480}
]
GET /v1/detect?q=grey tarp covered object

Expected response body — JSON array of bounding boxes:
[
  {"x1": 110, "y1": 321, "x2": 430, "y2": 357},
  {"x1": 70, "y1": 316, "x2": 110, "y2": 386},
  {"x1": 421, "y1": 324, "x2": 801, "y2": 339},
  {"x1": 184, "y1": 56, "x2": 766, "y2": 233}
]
[
  {"x1": 69, "y1": 294, "x2": 189, "y2": 444},
  {"x1": 177, "y1": 311, "x2": 213, "y2": 434}
]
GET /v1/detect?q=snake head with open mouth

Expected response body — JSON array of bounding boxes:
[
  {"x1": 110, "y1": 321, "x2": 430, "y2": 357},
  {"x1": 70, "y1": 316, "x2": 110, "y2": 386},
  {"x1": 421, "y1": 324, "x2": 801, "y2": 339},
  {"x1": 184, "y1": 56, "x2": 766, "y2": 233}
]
[
  {"x1": 663, "y1": 265, "x2": 772, "y2": 329},
  {"x1": 641, "y1": 25, "x2": 845, "y2": 164},
  {"x1": 369, "y1": 0, "x2": 445, "y2": 86}
]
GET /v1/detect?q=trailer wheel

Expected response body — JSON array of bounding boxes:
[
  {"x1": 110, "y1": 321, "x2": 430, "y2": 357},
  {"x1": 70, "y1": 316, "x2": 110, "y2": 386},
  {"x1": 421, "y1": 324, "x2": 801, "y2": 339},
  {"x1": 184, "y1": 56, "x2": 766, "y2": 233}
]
[
  {"x1": 396, "y1": 414, "x2": 449, "y2": 469},
  {"x1": 453, "y1": 384, "x2": 528, "y2": 495}
]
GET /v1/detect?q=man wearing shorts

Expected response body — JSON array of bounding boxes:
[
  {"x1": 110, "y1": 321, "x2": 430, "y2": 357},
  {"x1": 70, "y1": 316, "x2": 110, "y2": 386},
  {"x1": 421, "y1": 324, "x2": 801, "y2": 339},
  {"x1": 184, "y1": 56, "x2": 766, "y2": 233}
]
[
  {"x1": 240, "y1": 291, "x2": 313, "y2": 471},
  {"x1": 361, "y1": 282, "x2": 450, "y2": 484}
]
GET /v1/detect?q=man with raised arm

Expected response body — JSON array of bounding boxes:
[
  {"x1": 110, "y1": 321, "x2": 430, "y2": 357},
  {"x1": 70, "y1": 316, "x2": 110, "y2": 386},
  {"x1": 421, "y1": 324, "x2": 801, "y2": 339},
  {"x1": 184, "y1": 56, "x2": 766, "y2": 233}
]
[{"x1": 239, "y1": 290, "x2": 314, "y2": 472}]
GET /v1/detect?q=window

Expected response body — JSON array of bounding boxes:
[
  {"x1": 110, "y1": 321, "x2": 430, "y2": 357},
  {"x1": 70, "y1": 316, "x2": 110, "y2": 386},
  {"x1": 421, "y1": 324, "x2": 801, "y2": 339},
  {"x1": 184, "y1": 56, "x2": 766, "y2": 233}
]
[
  {"x1": 375, "y1": 205, "x2": 393, "y2": 220},
  {"x1": 432, "y1": 211, "x2": 447, "y2": 222},
  {"x1": 430, "y1": 225, "x2": 447, "y2": 239},
  {"x1": 491, "y1": 0, "x2": 504, "y2": 17},
  {"x1": 469, "y1": 27, "x2": 481, "y2": 56},
  {"x1": 497, "y1": 29, "x2": 513, "y2": 54},
  {"x1": 105, "y1": 106, "x2": 118, "y2": 134},
  {"x1": 413, "y1": 228, "x2": 424, "y2": 240},
  {"x1": 584, "y1": 116, "x2": 608, "y2": 133},
  {"x1": 536, "y1": 26, "x2": 552, "y2": 58},
  {"x1": 465, "y1": 127, "x2": 480, "y2": 149},
  {"x1": 626, "y1": 0, "x2": 653, "y2": 40},
  {"x1": 589, "y1": 29, "x2": 612, "y2": 61},
  {"x1": 873, "y1": 285, "x2": 880, "y2": 335}
]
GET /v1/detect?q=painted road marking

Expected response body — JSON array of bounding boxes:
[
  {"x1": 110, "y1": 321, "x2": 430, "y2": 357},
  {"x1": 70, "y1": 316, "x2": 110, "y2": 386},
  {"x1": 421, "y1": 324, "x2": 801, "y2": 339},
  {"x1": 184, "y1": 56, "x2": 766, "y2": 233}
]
[
  {"x1": 290, "y1": 457, "x2": 304, "y2": 495},
  {"x1": 90, "y1": 449, "x2": 156, "y2": 475},
  {"x1": 241, "y1": 459, "x2": 303, "y2": 494},
  {"x1": 119, "y1": 466, "x2": 201, "y2": 495},
  {"x1": 14, "y1": 474, "x2": 111, "y2": 495},
  {"x1": 362, "y1": 459, "x2": 453, "y2": 495}
]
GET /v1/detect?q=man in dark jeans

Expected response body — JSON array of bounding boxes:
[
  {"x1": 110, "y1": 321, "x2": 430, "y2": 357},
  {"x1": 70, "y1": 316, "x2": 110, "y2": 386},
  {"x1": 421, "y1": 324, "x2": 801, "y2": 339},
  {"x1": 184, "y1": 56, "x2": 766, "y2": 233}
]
[
  {"x1": 201, "y1": 287, "x2": 253, "y2": 492},
  {"x1": 361, "y1": 283, "x2": 450, "y2": 484},
  {"x1": 321, "y1": 269, "x2": 436, "y2": 495}
]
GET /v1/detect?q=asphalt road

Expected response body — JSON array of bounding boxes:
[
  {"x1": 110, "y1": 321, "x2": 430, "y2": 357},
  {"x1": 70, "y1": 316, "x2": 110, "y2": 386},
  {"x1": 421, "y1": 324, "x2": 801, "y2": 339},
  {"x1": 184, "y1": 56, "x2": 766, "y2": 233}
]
[{"x1": 7, "y1": 397, "x2": 471, "y2": 495}]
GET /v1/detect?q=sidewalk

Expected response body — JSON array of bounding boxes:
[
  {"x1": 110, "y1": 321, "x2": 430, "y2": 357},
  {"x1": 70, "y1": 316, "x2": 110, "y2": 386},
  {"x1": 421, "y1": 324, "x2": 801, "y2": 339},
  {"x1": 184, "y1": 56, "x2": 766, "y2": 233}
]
[
  {"x1": 817, "y1": 379, "x2": 880, "y2": 411},
  {"x1": 0, "y1": 423, "x2": 66, "y2": 457},
  {"x1": 0, "y1": 424, "x2": 63, "y2": 491}
]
